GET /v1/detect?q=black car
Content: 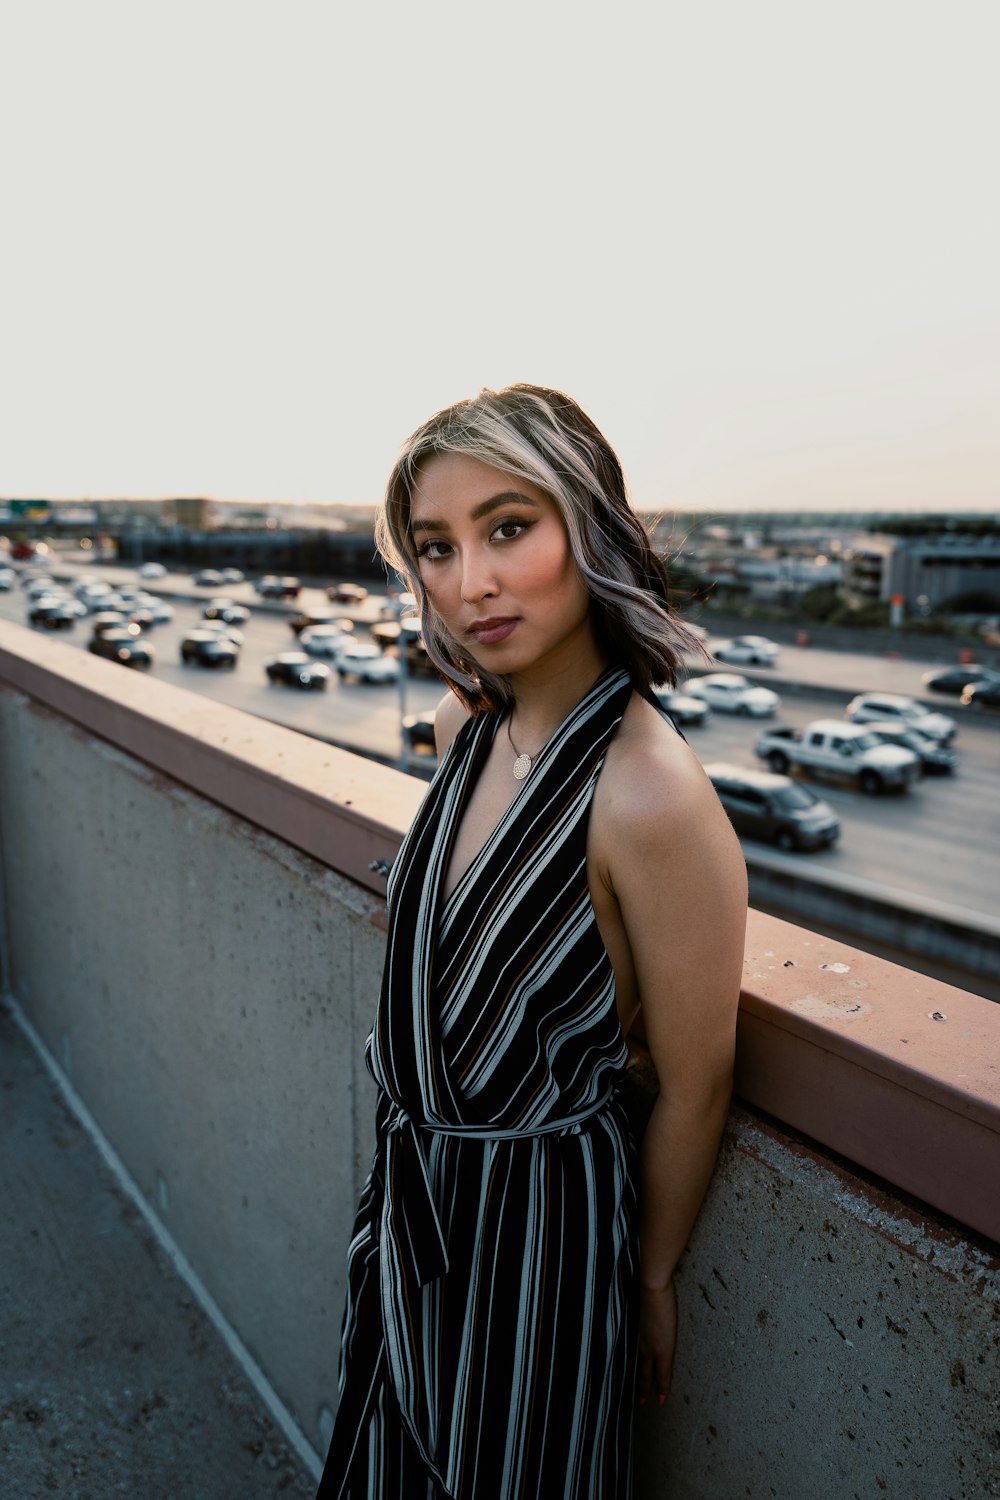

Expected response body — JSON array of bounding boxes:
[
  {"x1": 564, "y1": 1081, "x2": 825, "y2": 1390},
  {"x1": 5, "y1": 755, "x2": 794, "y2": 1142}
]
[
  {"x1": 862, "y1": 722, "x2": 957, "y2": 774},
  {"x1": 181, "y1": 629, "x2": 239, "y2": 668},
  {"x1": 256, "y1": 575, "x2": 301, "y2": 599},
  {"x1": 90, "y1": 610, "x2": 131, "y2": 636},
  {"x1": 192, "y1": 568, "x2": 225, "y2": 587},
  {"x1": 288, "y1": 609, "x2": 353, "y2": 636},
  {"x1": 88, "y1": 627, "x2": 154, "y2": 668},
  {"x1": 922, "y1": 665, "x2": 1000, "y2": 696},
  {"x1": 265, "y1": 652, "x2": 331, "y2": 689},
  {"x1": 961, "y1": 679, "x2": 1000, "y2": 710},
  {"x1": 402, "y1": 712, "x2": 437, "y2": 756},
  {"x1": 705, "y1": 764, "x2": 841, "y2": 852},
  {"x1": 203, "y1": 598, "x2": 250, "y2": 625},
  {"x1": 29, "y1": 601, "x2": 77, "y2": 629}
]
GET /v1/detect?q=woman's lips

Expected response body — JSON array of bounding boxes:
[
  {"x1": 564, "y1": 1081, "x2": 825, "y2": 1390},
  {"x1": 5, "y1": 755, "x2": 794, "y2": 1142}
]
[{"x1": 469, "y1": 618, "x2": 518, "y2": 645}]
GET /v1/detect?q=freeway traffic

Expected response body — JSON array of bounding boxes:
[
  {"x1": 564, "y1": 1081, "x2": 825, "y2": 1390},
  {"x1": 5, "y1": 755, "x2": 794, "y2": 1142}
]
[{"x1": 2, "y1": 556, "x2": 998, "y2": 927}]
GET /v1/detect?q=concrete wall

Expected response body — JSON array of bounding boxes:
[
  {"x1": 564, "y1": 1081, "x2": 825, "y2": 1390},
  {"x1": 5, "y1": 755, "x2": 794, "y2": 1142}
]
[
  {"x1": 1, "y1": 656, "x2": 998, "y2": 1497},
  {"x1": 0, "y1": 691, "x2": 383, "y2": 1446}
]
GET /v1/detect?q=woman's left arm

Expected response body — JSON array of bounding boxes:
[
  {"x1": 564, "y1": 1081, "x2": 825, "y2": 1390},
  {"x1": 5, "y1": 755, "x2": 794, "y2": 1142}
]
[{"x1": 607, "y1": 749, "x2": 747, "y2": 1406}]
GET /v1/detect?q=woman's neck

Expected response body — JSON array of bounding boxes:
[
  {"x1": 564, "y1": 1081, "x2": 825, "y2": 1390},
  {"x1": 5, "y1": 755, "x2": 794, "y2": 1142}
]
[{"x1": 505, "y1": 647, "x2": 614, "y2": 749}]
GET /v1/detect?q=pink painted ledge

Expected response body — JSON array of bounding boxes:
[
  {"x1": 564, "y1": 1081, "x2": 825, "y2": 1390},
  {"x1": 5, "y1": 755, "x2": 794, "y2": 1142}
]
[{"x1": 2, "y1": 623, "x2": 998, "y2": 1244}]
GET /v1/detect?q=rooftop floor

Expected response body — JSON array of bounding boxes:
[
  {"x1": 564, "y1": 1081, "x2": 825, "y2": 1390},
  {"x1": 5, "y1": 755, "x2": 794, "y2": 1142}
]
[{"x1": 0, "y1": 1002, "x2": 315, "y2": 1500}]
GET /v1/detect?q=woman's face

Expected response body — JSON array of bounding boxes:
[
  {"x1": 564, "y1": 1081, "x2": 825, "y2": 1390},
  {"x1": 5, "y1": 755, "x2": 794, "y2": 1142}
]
[{"x1": 409, "y1": 452, "x2": 598, "y2": 680}]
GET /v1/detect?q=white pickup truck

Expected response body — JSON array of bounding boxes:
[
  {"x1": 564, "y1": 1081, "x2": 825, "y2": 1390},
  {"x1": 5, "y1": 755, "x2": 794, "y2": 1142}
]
[{"x1": 754, "y1": 719, "x2": 921, "y2": 794}]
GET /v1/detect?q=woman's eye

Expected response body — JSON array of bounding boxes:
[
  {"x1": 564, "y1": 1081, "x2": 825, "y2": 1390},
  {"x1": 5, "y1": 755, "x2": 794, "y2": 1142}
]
[
  {"x1": 416, "y1": 539, "x2": 451, "y2": 561},
  {"x1": 492, "y1": 517, "x2": 531, "y2": 542}
]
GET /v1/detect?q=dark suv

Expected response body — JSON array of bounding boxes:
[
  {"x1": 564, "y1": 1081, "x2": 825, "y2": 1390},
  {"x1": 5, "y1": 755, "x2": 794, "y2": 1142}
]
[
  {"x1": 88, "y1": 627, "x2": 154, "y2": 669},
  {"x1": 181, "y1": 629, "x2": 239, "y2": 668},
  {"x1": 706, "y1": 764, "x2": 841, "y2": 852}
]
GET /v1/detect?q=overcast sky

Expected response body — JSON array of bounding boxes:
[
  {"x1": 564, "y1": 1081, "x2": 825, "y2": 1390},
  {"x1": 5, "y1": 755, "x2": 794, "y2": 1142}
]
[{"x1": 2, "y1": 0, "x2": 998, "y2": 512}]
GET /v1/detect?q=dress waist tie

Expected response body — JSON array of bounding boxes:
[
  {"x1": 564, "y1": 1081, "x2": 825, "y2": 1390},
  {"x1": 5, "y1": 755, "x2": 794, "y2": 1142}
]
[{"x1": 378, "y1": 1090, "x2": 616, "y2": 1289}]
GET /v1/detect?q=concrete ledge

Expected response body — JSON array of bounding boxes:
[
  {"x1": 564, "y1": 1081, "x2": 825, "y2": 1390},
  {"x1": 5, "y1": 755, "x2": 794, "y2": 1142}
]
[
  {"x1": 2, "y1": 621, "x2": 998, "y2": 1246},
  {"x1": 737, "y1": 910, "x2": 1000, "y2": 1245},
  {"x1": 0, "y1": 621, "x2": 423, "y2": 899}
]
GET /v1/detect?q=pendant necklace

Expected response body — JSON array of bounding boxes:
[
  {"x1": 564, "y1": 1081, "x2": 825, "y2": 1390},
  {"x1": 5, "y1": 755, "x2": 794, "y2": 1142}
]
[{"x1": 506, "y1": 714, "x2": 540, "y2": 782}]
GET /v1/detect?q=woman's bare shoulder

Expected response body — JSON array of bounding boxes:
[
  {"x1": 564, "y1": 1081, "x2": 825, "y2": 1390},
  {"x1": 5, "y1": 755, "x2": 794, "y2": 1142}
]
[
  {"x1": 595, "y1": 694, "x2": 735, "y2": 862},
  {"x1": 433, "y1": 688, "x2": 473, "y2": 759}
]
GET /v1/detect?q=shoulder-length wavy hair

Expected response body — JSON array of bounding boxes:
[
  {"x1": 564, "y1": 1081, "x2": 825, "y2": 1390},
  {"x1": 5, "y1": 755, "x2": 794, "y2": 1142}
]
[{"x1": 376, "y1": 383, "x2": 705, "y2": 712}]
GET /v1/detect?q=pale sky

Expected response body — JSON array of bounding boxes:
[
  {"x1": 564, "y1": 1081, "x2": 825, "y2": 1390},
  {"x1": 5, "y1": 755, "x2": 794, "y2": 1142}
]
[{"x1": 2, "y1": 0, "x2": 998, "y2": 513}]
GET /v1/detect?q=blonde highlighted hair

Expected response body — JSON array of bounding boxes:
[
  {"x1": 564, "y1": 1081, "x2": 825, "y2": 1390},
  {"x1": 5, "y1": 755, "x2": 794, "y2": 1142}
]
[{"x1": 377, "y1": 383, "x2": 702, "y2": 711}]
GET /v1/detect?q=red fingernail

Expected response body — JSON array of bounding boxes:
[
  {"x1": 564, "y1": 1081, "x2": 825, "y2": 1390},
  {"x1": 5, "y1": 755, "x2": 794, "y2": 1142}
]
[{"x1": 657, "y1": 1394, "x2": 666, "y2": 1406}]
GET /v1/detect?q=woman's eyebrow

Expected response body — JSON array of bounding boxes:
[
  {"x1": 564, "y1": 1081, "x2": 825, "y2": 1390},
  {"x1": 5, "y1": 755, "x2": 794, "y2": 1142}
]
[{"x1": 410, "y1": 492, "x2": 541, "y2": 535}]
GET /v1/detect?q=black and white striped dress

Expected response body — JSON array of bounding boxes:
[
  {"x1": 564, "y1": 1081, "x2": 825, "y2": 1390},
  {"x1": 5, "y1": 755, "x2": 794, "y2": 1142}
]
[{"x1": 317, "y1": 667, "x2": 639, "y2": 1500}]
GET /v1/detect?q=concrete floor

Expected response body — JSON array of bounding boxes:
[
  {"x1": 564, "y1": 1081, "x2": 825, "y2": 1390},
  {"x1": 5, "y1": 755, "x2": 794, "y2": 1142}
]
[{"x1": 0, "y1": 1002, "x2": 316, "y2": 1500}]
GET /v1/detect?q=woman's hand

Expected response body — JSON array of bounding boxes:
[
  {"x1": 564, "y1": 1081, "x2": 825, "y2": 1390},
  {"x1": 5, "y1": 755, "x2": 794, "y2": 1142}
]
[{"x1": 637, "y1": 1278, "x2": 677, "y2": 1407}]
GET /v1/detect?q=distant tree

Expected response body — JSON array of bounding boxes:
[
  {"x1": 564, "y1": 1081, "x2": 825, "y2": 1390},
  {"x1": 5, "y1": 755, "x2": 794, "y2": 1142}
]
[{"x1": 797, "y1": 583, "x2": 841, "y2": 622}]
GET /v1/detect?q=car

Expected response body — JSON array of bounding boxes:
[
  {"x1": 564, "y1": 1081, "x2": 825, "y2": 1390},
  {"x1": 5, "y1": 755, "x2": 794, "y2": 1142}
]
[
  {"x1": 711, "y1": 634, "x2": 781, "y2": 667},
  {"x1": 683, "y1": 673, "x2": 780, "y2": 717},
  {"x1": 299, "y1": 624, "x2": 356, "y2": 657},
  {"x1": 203, "y1": 598, "x2": 250, "y2": 625},
  {"x1": 180, "y1": 629, "x2": 239, "y2": 668},
  {"x1": 0, "y1": 567, "x2": 15, "y2": 590},
  {"x1": 88, "y1": 626, "x2": 154, "y2": 668},
  {"x1": 402, "y1": 712, "x2": 437, "y2": 756},
  {"x1": 143, "y1": 599, "x2": 175, "y2": 624},
  {"x1": 24, "y1": 576, "x2": 58, "y2": 598},
  {"x1": 653, "y1": 688, "x2": 711, "y2": 727},
  {"x1": 845, "y1": 693, "x2": 956, "y2": 744},
  {"x1": 192, "y1": 568, "x2": 225, "y2": 587},
  {"x1": 370, "y1": 618, "x2": 417, "y2": 650},
  {"x1": 219, "y1": 567, "x2": 244, "y2": 585},
  {"x1": 29, "y1": 600, "x2": 78, "y2": 629},
  {"x1": 199, "y1": 620, "x2": 245, "y2": 647},
  {"x1": 921, "y1": 665, "x2": 1000, "y2": 697},
  {"x1": 124, "y1": 607, "x2": 156, "y2": 631},
  {"x1": 256, "y1": 574, "x2": 301, "y2": 599},
  {"x1": 862, "y1": 721, "x2": 957, "y2": 775},
  {"x1": 961, "y1": 679, "x2": 1000, "y2": 710},
  {"x1": 75, "y1": 582, "x2": 115, "y2": 609},
  {"x1": 379, "y1": 591, "x2": 418, "y2": 620},
  {"x1": 326, "y1": 581, "x2": 369, "y2": 604},
  {"x1": 706, "y1": 763, "x2": 841, "y2": 852},
  {"x1": 288, "y1": 609, "x2": 354, "y2": 636},
  {"x1": 89, "y1": 610, "x2": 132, "y2": 636},
  {"x1": 335, "y1": 643, "x2": 400, "y2": 683},
  {"x1": 265, "y1": 652, "x2": 331, "y2": 689},
  {"x1": 138, "y1": 562, "x2": 167, "y2": 580}
]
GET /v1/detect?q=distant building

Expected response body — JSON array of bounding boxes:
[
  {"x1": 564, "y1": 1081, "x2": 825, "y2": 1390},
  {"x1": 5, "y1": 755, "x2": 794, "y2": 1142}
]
[{"x1": 844, "y1": 533, "x2": 1000, "y2": 609}]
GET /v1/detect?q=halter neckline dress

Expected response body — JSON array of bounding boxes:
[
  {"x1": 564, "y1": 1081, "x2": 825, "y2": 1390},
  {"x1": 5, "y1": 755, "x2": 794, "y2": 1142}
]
[{"x1": 318, "y1": 667, "x2": 640, "y2": 1500}]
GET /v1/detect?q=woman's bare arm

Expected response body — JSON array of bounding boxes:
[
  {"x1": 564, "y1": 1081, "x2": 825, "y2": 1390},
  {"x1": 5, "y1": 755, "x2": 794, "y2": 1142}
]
[{"x1": 602, "y1": 732, "x2": 747, "y2": 1404}]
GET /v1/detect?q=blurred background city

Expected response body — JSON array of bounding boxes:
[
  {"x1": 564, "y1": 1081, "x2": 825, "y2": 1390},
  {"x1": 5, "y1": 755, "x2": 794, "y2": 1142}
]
[{"x1": 2, "y1": 0, "x2": 998, "y2": 1493}]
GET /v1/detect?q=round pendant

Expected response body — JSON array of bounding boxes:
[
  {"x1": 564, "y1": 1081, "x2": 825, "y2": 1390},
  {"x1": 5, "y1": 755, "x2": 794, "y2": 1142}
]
[{"x1": 512, "y1": 753, "x2": 533, "y2": 781}]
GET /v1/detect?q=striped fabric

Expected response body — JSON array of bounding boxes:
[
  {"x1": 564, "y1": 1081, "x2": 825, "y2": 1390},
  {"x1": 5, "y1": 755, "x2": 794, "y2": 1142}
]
[{"x1": 317, "y1": 668, "x2": 639, "y2": 1500}]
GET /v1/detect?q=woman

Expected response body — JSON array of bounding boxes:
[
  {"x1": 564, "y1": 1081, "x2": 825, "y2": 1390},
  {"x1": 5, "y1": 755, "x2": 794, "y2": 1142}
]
[{"x1": 317, "y1": 385, "x2": 747, "y2": 1499}]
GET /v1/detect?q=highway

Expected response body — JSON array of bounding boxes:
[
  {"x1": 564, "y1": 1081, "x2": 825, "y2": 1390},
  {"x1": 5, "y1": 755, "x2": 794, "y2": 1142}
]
[{"x1": 3, "y1": 557, "x2": 998, "y2": 927}]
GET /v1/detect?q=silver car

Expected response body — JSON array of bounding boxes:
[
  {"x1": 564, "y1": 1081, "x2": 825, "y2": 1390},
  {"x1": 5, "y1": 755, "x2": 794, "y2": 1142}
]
[{"x1": 845, "y1": 693, "x2": 956, "y2": 744}]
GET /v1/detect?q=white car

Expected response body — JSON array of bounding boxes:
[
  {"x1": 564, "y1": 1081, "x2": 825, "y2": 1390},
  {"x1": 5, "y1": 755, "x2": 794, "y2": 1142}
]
[
  {"x1": 142, "y1": 598, "x2": 175, "y2": 624},
  {"x1": 711, "y1": 634, "x2": 780, "y2": 667},
  {"x1": 845, "y1": 693, "x2": 956, "y2": 745},
  {"x1": 138, "y1": 562, "x2": 167, "y2": 580},
  {"x1": 684, "y1": 673, "x2": 780, "y2": 717},
  {"x1": 300, "y1": 625, "x2": 356, "y2": 658},
  {"x1": 336, "y1": 643, "x2": 400, "y2": 683}
]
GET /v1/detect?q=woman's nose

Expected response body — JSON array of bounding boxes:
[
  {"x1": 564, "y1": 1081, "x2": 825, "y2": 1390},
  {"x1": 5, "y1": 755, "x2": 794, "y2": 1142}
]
[{"x1": 460, "y1": 551, "x2": 499, "y2": 603}]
